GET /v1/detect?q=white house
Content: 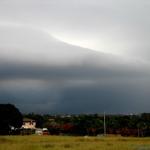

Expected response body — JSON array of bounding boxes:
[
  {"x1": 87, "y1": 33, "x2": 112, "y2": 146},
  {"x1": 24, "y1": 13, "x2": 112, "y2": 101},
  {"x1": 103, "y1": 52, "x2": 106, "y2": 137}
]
[{"x1": 21, "y1": 118, "x2": 36, "y2": 129}]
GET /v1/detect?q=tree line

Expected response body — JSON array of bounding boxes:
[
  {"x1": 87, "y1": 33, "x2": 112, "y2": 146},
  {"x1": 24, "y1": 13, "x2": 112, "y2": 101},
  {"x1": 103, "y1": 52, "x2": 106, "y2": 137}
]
[
  {"x1": 24, "y1": 113, "x2": 150, "y2": 137},
  {"x1": 0, "y1": 104, "x2": 150, "y2": 136}
]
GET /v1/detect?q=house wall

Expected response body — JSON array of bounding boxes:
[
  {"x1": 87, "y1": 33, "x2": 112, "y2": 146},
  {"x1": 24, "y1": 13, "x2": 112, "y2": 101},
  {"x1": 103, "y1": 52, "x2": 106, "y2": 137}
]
[{"x1": 22, "y1": 121, "x2": 36, "y2": 129}]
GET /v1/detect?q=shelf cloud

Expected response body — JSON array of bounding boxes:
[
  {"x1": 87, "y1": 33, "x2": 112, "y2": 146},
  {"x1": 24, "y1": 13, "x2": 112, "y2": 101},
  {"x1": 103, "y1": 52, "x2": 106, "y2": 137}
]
[{"x1": 0, "y1": 0, "x2": 150, "y2": 113}]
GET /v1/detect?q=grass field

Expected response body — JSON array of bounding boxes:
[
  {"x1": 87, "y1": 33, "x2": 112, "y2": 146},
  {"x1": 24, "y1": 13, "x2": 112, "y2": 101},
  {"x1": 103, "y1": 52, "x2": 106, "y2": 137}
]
[{"x1": 0, "y1": 135, "x2": 150, "y2": 150}]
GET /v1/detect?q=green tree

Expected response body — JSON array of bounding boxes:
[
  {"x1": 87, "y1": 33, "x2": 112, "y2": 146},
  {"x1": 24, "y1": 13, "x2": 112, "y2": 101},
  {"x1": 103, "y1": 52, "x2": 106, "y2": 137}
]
[{"x1": 0, "y1": 104, "x2": 23, "y2": 135}]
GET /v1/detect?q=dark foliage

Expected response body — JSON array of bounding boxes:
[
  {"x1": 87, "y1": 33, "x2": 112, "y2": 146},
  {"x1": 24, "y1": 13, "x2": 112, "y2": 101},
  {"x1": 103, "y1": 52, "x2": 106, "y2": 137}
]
[
  {"x1": 23, "y1": 113, "x2": 150, "y2": 137},
  {"x1": 0, "y1": 104, "x2": 23, "y2": 135}
]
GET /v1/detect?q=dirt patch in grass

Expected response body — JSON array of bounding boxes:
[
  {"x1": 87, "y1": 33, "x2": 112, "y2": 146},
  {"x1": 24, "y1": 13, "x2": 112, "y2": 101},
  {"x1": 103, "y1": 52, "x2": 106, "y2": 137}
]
[
  {"x1": 0, "y1": 137, "x2": 13, "y2": 144},
  {"x1": 43, "y1": 143, "x2": 55, "y2": 148}
]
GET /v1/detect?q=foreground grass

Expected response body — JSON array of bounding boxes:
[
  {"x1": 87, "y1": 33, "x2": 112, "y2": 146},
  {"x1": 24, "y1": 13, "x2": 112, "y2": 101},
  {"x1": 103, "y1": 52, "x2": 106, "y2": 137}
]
[{"x1": 0, "y1": 135, "x2": 150, "y2": 150}]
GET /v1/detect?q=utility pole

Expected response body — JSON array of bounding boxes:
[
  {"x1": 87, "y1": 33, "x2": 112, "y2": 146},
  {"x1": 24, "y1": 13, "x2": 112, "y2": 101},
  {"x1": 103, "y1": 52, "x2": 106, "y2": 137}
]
[{"x1": 104, "y1": 112, "x2": 106, "y2": 136}]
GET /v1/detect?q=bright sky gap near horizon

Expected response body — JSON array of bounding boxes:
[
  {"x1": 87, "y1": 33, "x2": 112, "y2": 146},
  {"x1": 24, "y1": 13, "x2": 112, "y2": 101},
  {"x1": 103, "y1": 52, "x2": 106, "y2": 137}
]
[{"x1": 0, "y1": 0, "x2": 150, "y2": 114}]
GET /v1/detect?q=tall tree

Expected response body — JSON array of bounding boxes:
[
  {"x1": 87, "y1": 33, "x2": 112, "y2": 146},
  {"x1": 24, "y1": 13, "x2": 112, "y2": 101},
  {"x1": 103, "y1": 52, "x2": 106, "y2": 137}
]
[{"x1": 0, "y1": 104, "x2": 23, "y2": 135}]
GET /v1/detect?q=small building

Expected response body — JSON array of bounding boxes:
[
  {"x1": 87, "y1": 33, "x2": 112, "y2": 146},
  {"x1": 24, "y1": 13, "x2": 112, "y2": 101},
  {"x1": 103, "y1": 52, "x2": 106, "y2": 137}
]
[
  {"x1": 42, "y1": 128, "x2": 49, "y2": 135},
  {"x1": 35, "y1": 128, "x2": 43, "y2": 135},
  {"x1": 35, "y1": 128, "x2": 49, "y2": 135},
  {"x1": 22, "y1": 118, "x2": 36, "y2": 129}
]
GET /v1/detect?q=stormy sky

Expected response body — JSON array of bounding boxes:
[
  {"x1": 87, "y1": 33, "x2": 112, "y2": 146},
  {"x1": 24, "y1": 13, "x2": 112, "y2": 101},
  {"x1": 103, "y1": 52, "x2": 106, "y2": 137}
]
[{"x1": 0, "y1": 0, "x2": 150, "y2": 114}]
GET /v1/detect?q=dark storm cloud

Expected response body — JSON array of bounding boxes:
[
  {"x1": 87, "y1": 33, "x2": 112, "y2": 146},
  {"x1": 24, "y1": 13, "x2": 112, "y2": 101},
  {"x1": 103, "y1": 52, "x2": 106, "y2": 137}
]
[
  {"x1": 0, "y1": 59, "x2": 150, "y2": 114},
  {"x1": 1, "y1": 74, "x2": 150, "y2": 114},
  {"x1": 0, "y1": 0, "x2": 150, "y2": 113},
  {"x1": 52, "y1": 80, "x2": 150, "y2": 114},
  {"x1": 0, "y1": 60, "x2": 149, "y2": 81}
]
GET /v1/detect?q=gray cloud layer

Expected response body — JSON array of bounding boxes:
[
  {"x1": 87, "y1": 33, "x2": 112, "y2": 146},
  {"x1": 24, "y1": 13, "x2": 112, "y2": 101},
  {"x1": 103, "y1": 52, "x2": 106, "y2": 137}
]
[{"x1": 0, "y1": 0, "x2": 150, "y2": 113}]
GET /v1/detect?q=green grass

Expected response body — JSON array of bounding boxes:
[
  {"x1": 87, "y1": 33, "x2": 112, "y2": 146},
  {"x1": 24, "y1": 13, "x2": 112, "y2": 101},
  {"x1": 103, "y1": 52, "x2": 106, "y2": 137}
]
[{"x1": 0, "y1": 135, "x2": 150, "y2": 150}]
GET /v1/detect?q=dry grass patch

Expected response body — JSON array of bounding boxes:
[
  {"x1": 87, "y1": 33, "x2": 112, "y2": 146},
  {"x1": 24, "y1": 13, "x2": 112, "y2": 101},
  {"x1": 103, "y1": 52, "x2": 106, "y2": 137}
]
[{"x1": 0, "y1": 135, "x2": 150, "y2": 150}]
